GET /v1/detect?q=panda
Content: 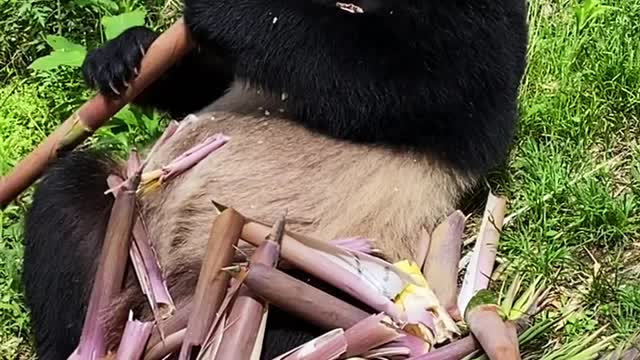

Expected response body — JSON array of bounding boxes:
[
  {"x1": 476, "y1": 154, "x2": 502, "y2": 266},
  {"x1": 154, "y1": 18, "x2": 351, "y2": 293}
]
[{"x1": 21, "y1": 0, "x2": 528, "y2": 358}]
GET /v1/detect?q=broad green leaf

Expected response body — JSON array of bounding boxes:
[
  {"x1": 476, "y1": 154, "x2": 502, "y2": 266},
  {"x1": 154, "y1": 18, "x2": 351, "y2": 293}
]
[
  {"x1": 101, "y1": 9, "x2": 146, "y2": 40},
  {"x1": 29, "y1": 50, "x2": 87, "y2": 70},
  {"x1": 45, "y1": 35, "x2": 86, "y2": 52}
]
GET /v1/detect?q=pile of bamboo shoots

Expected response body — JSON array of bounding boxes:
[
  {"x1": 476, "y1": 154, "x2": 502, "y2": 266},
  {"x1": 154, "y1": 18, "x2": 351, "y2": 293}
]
[{"x1": 62, "y1": 121, "x2": 546, "y2": 360}]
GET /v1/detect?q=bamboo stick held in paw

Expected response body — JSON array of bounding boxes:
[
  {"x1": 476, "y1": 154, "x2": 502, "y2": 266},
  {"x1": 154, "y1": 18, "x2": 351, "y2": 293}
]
[
  {"x1": 0, "y1": 18, "x2": 193, "y2": 209},
  {"x1": 179, "y1": 208, "x2": 245, "y2": 360}
]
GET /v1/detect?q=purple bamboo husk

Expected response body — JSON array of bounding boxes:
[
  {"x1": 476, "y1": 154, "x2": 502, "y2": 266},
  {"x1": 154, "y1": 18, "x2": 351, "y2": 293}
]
[
  {"x1": 143, "y1": 328, "x2": 186, "y2": 360},
  {"x1": 406, "y1": 336, "x2": 479, "y2": 360},
  {"x1": 423, "y1": 211, "x2": 465, "y2": 321},
  {"x1": 385, "y1": 333, "x2": 432, "y2": 357},
  {"x1": 404, "y1": 304, "x2": 436, "y2": 334},
  {"x1": 342, "y1": 313, "x2": 402, "y2": 357},
  {"x1": 116, "y1": 312, "x2": 154, "y2": 360},
  {"x1": 242, "y1": 222, "x2": 406, "y2": 321},
  {"x1": 331, "y1": 236, "x2": 375, "y2": 254},
  {"x1": 106, "y1": 175, "x2": 175, "y2": 324},
  {"x1": 363, "y1": 347, "x2": 411, "y2": 358},
  {"x1": 131, "y1": 218, "x2": 175, "y2": 318},
  {"x1": 161, "y1": 133, "x2": 229, "y2": 182},
  {"x1": 273, "y1": 329, "x2": 348, "y2": 360},
  {"x1": 168, "y1": 133, "x2": 220, "y2": 163}
]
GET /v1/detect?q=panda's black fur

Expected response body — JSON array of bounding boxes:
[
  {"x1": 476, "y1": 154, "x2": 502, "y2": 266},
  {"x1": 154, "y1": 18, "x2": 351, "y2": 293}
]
[{"x1": 22, "y1": 0, "x2": 528, "y2": 358}]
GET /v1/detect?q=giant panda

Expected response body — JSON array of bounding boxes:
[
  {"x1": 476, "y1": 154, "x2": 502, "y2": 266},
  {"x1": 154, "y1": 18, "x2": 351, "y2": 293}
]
[{"x1": 21, "y1": 0, "x2": 528, "y2": 358}]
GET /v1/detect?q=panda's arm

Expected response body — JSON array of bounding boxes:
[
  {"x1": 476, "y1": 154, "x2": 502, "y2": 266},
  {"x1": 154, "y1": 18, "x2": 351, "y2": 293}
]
[
  {"x1": 82, "y1": 26, "x2": 233, "y2": 118},
  {"x1": 184, "y1": 0, "x2": 425, "y2": 143}
]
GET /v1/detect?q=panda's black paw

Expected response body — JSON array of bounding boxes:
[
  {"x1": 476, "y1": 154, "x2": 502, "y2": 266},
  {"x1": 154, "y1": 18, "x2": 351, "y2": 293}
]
[{"x1": 82, "y1": 26, "x2": 158, "y2": 97}]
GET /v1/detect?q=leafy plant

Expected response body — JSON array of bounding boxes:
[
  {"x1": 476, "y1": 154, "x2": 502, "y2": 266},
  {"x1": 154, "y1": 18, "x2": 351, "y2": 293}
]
[
  {"x1": 573, "y1": 0, "x2": 617, "y2": 33},
  {"x1": 28, "y1": 8, "x2": 147, "y2": 71},
  {"x1": 539, "y1": 327, "x2": 616, "y2": 360},
  {"x1": 94, "y1": 105, "x2": 167, "y2": 156},
  {"x1": 28, "y1": 35, "x2": 87, "y2": 71},
  {"x1": 101, "y1": 9, "x2": 147, "y2": 40}
]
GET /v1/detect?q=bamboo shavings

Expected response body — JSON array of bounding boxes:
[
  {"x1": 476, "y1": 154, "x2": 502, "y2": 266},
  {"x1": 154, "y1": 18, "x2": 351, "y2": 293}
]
[{"x1": 138, "y1": 133, "x2": 229, "y2": 195}]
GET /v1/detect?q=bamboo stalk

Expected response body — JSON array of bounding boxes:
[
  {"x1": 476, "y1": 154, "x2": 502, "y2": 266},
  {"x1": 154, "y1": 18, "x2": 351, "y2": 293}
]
[
  {"x1": 214, "y1": 215, "x2": 284, "y2": 360},
  {"x1": 0, "y1": 18, "x2": 193, "y2": 209},
  {"x1": 235, "y1": 263, "x2": 370, "y2": 330},
  {"x1": 213, "y1": 286, "x2": 266, "y2": 359},
  {"x1": 179, "y1": 208, "x2": 245, "y2": 360},
  {"x1": 465, "y1": 290, "x2": 521, "y2": 360},
  {"x1": 423, "y1": 211, "x2": 466, "y2": 320},
  {"x1": 145, "y1": 300, "x2": 193, "y2": 356},
  {"x1": 144, "y1": 329, "x2": 186, "y2": 360},
  {"x1": 242, "y1": 221, "x2": 406, "y2": 321},
  {"x1": 69, "y1": 162, "x2": 141, "y2": 359},
  {"x1": 115, "y1": 312, "x2": 154, "y2": 360},
  {"x1": 458, "y1": 193, "x2": 507, "y2": 314},
  {"x1": 107, "y1": 175, "x2": 175, "y2": 325}
]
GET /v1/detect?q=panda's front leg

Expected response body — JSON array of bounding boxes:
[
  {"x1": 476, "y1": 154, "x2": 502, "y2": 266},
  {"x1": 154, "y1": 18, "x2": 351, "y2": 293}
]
[{"x1": 81, "y1": 26, "x2": 233, "y2": 118}]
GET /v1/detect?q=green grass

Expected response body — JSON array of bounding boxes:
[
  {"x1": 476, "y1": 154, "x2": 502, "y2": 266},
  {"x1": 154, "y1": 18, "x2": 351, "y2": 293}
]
[{"x1": 1, "y1": 0, "x2": 639, "y2": 358}]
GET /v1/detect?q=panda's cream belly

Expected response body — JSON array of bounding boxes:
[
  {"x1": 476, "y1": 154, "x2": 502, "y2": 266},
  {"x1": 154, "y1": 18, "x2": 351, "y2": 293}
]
[{"x1": 139, "y1": 90, "x2": 473, "y2": 271}]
